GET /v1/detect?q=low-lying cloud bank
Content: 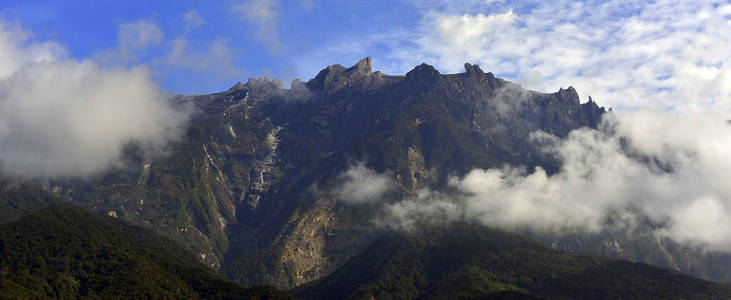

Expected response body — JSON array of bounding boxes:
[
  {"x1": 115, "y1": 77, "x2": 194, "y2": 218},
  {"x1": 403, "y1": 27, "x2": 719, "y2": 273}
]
[
  {"x1": 0, "y1": 22, "x2": 190, "y2": 179},
  {"x1": 336, "y1": 111, "x2": 731, "y2": 252}
]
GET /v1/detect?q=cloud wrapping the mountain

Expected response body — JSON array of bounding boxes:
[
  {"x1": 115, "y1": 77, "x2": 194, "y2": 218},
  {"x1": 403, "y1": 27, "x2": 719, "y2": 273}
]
[
  {"x1": 341, "y1": 112, "x2": 731, "y2": 252},
  {"x1": 0, "y1": 23, "x2": 190, "y2": 179}
]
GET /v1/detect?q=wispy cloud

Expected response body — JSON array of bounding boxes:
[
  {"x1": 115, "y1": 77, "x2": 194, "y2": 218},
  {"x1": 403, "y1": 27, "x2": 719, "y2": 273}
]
[
  {"x1": 95, "y1": 18, "x2": 242, "y2": 85},
  {"x1": 158, "y1": 37, "x2": 238, "y2": 79},
  {"x1": 182, "y1": 9, "x2": 205, "y2": 32},
  {"x1": 232, "y1": 0, "x2": 283, "y2": 53},
  {"x1": 95, "y1": 20, "x2": 164, "y2": 65},
  {"x1": 117, "y1": 20, "x2": 164, "y2": 50},
  {"x1": 312, "y1": 0, "x2": 730, "y2": 114}
]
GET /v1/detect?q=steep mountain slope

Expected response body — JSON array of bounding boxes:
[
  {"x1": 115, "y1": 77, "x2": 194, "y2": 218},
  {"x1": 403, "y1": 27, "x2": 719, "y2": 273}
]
[
  {"x1": 217, "y1": 59, "x2": 607, "y2": 288},
  {"x1": 538, "y1": 227, "x2": 731, "y2": 285},
  {"x1": 0, "y1": 178, "x2": 58, "y2": 224},
  {"x1": 294, "y1": 223, "x2": 731, "y2": 299},
  {"x1": 0, "y1": 205, "x2": 293, "y2": 299},
  {"x1": 37, "y1": 57, "x2": 731, "y2": 287}
]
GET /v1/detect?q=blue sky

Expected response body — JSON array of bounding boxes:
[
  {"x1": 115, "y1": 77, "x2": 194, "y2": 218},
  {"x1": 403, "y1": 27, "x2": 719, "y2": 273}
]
[
  {"x1": 2, "y1": 0, "x2": 731, "y2": 250},
  {"x1": 0, "y1": 0, "x2": 423, "y2": 94},
  {"x1": 0, "y1": 0, "x2": 729, "y2": 112}
]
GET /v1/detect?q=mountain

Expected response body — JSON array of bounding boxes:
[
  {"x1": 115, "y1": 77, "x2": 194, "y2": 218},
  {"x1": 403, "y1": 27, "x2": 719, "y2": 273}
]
[
  {"x1": 34, "y1": 57, "x2": 731, "y2": 288},
  {"x1": 0, "y1": 178, "x2": 58, "y2": 224},
  {"x1": 0, "y1": 205, "x2": 293, "y2": 299},
  {"x1": 294, "y1": 223, "x2": 731, "y2": 299},
  {"x1": 537, "y1": 226, "x2": 731, "y2": 284}
]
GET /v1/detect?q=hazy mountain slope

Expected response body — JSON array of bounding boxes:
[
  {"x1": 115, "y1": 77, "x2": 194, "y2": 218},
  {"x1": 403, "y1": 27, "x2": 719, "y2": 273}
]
[
  {"x1": 294, "y1": 223, "x2": 731, "y2": 300},
  {"x1": 0, "y1": 205, "x2": 293, "y2": 299},
  {"x1": 0, "y1": 178, "x2": 58, "y2": 224},
  {"x1": 538, "y1": 227, "x2": 731, "y2": 284}
]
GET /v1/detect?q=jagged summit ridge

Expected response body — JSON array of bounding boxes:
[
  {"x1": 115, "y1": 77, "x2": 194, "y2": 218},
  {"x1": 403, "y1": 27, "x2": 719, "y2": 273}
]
[
  {"x1": 54, "y1": 56, "x2": 613, "y2": 290},
  {"x1": 463, "y1": 62, "x2": 485, "y2": 74},
  {"x1": 349, "y1": 56, "x2": 372, "y2": 74}
]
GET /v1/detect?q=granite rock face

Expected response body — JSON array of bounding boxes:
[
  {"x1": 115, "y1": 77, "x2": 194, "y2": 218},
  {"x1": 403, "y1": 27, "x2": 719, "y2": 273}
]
[{"x1": 33, "y1": 58, "x2": 731, "y2": 288}]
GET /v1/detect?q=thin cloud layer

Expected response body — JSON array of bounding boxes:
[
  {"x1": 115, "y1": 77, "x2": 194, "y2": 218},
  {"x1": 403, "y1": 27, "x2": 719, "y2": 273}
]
[
  {"x1": 182, "y1": 9, "x2": 205, "y2": 31},
  {"x1": 233, "y1": 0, "x2": 282, "y2": 53},
  {"x1": 0, "y1": 22, "x2": 190, "y2": 179},
  {"x1": 160, "y1": 37, "x2": 237, "y2": 79},
  {"x1": 117, "y1": 20, "x2": 164, "y2": 50}
]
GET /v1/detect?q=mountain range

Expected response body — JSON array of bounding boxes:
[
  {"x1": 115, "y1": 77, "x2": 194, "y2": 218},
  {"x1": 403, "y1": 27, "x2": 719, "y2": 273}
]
[{"x1": 2, "y1": 57, "x2": 730, "y2": 298}]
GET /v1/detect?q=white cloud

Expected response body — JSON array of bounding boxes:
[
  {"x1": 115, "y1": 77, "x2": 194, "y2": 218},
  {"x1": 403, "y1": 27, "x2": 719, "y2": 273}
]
[
  {"x1": 95, "y1": 20, "x2": 165, "y2": 65},
  {"x1": 232, "y1": 0, "x2": 282, "y2": 53},
  {"x1": 334, "y1": 163, "x2": 396, "y2": 204},
  {"x1": 183, "y1": 9, "x2": 205, "y2": 31},
  {"x1": 381, "y1": 188, "x2": 463, "y2": 231},
  {"x1": 100, "y1": 18, "x2": 240, "y2": 82},
  {"x1": 117, "y1": 20, "x2": 163, "y2": 50},
  {"x1": 361, "y1": 111, "x2": 731, "y2": 251},
  {"x1": 159, "y1": 37, "x2": 237, "y2": 78},
  {"x1": 0, "y1": 22, "x2": 190, "y2": 179},
  {"x1": 0, "y1": 22, "x2": 66, "y2": 78},
  {"x1": 319, "y1": 0, "x2": 730, "y2": 114}
]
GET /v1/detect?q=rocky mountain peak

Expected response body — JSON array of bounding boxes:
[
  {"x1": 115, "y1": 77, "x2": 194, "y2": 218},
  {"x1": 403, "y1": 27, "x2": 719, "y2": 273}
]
[
  {"x1": 558, "y1": 86, "x2": 580, "y2": 105},
  {"x1": 463, "y1": 63, "x2": 485, "y2": 75},
  {"x1": 306, "y1": 57, "x2": 375, "y2": 94},
  {"x1": 404, "y1": 63, "x2": 441, "y2": 86},
  {"x1": 348, "y1": 56, "x2": 372, "y2": 74},
  {"x1": 228, "y1": 82, "x2": 246, "y2": 92}
]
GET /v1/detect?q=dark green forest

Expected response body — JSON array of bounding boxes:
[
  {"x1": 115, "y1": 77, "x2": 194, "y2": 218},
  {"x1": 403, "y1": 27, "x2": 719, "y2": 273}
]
[
  {"x1": 295, "y1": 223, "x2": 731, "y2": 299},
  {"x1": 0, "y1": 206, "x2": 292, "y2": 299}
]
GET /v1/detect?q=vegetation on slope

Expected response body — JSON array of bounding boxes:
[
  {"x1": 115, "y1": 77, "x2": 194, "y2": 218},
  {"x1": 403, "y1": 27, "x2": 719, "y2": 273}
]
[
  {"x1": 0, "y1": 179, "x2": 58, "y2": 224},
  {"x1": 295, "y1": 222, "x2": 731, "y2": 299},
  {"x1": 0, "y1": 206, "x2": 293, "y2": 299}
]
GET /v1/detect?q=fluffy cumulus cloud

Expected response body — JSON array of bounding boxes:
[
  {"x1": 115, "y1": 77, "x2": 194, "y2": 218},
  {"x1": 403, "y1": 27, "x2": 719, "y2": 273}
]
[
  {"x1": 0, "y1": 22, "x2": 190, "y2": 179},
  {"x1": 0, "y1": 22, "x2": 66, "y2": 78},
  {"x1": 336, "y1": 111, "x2": 731, "y2": 251}
]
